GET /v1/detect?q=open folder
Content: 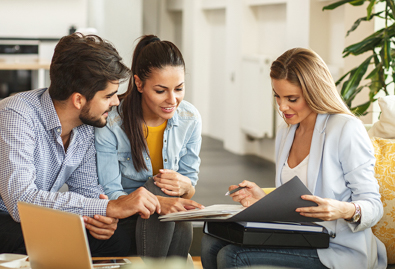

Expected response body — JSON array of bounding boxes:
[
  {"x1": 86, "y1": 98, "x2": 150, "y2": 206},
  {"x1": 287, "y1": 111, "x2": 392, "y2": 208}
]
[{"x1": 159, "y1": 176, "x2": 322, "y2": 223}]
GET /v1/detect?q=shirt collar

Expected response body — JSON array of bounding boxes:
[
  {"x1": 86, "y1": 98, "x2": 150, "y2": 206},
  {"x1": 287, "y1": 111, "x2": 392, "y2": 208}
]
[
  {"x1": 167, "y1": 108, "x2": 179, "y2": 127},
  {"x1": 40, "y1": 89, "x2": 62, "y2": 132}
]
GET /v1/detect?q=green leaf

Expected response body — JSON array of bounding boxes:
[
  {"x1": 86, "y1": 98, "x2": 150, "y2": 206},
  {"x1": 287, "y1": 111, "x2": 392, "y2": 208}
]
[
  {"x1": 382, "y1": 38, "x2": 392, "y2": 69},
  {"x1": 386, "y1": 0, "x2": 395, "y2": 19},
  {"x1": 350, "y1": 0, "x2": 367, "y2": 6},
  {"x1": 343, "y1": 28, "x2": 385, "y2": 56},
  {"x1": 347, "y1": 85, "x2": 365, "y2": 103},
  {"x1": 346, "y1": 11, "x2": 384, "y2": 36},
  {"x1": 335, "y1": 69, "x2": 353, "y2": 86},
  {"x1": 323, "y1": 0, "x2": 357, "y2": 10},
  {"x1": 365, "y1": 62, "x2": 382, "y2": 79},
  {"x1": 351, "y1": 100, "x2": 371, "y2": 116},
  {"x1": 341, "y1": 55, "x2": 374, "y2": 101},
  {"x1": 367, "y1": 0, "x2": 377, "y2": 19},
  {"x1": 369, "y1": 82, "x2": 381, "y2": 99}
]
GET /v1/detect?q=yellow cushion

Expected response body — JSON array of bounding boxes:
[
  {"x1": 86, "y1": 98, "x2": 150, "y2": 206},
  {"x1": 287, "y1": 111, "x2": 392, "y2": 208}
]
[{"x1": 371, "y1": 137, "x2": 395, "y2": 264}]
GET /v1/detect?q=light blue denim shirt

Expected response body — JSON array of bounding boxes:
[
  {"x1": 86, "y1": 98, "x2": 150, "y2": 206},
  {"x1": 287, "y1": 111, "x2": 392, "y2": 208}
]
[{"x1": 95, "y1": 100, "x2": 202, "y2": 200}]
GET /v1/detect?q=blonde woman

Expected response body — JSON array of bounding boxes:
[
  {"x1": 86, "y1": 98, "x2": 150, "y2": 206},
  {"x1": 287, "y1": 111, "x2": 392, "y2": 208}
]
[{"x1": 201, "y1": 48, "x2": 387, "y2": 269}]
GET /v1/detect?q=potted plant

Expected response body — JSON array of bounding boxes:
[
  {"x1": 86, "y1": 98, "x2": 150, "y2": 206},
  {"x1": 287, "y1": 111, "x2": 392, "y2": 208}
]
[{"x1": 323, "y1": 0, "x2": 395, "y2": 115}]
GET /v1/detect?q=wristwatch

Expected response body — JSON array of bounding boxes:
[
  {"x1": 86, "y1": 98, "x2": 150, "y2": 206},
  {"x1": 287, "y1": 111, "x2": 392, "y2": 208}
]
[{"x1": 346, "y1": 202, "x2": 361, "y2": 223}]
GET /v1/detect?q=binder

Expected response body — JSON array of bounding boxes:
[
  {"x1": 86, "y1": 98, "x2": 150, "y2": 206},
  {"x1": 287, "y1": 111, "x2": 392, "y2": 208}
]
[{"x1": 204, "y1": 221, "x2": 330, "y2": 248}]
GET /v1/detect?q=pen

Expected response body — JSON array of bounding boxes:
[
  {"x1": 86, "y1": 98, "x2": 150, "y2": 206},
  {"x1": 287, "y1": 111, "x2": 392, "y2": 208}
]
[{"x1": 225, "y1": 186, "x2": 246, "y2": 196}]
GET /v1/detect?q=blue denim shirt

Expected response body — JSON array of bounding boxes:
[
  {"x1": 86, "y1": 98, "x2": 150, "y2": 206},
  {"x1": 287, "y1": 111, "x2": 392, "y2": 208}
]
[{"x1": 95, "y1": 100, "x2": 202, "y2": 200}]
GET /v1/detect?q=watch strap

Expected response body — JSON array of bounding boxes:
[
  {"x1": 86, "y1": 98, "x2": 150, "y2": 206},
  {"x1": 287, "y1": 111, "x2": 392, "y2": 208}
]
[{"x1": 347, "y1": 202, "x2": 361, "y2": 223}]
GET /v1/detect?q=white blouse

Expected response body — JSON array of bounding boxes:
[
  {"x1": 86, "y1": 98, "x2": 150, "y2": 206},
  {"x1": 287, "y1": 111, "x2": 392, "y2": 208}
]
[{"x1": 281, "y1": 154, "x2": 309, "y2": 186}]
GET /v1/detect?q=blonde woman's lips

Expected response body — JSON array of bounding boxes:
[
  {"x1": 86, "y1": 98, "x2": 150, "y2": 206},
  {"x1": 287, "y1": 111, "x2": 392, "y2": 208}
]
[{"x1": 284, "y1": 114, "x2": 294, "y2": 119}]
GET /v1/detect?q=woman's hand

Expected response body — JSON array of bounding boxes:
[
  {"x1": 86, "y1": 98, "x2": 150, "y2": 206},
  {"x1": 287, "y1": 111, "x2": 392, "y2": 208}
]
[
  {"x1": 296, "y1": 195, "x2": 356, "y2": 221},
  {"x1": 157, "y1": 196, "x2": 204, "y2": 215},
  {"x1": 230, "y1": 180, "x2": 266, "y2": 207},
  {"x1": 153, "y1": 169, "x2": 194, "y2": 198}
]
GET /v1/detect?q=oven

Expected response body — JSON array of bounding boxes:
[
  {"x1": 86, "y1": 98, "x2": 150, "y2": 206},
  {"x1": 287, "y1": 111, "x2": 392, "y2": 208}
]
[{"x1": 0, "y1": 38, "x2": 58, "y2": 99}]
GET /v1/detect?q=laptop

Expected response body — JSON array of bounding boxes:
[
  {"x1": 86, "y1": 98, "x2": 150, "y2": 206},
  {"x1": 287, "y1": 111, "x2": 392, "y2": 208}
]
[{"x1": 17, "y1": 202, "x2": 130, "y2": 269}]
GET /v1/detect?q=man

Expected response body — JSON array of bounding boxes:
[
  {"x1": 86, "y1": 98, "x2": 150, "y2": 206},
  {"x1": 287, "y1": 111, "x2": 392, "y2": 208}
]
[{"x1": 0, "y1": 33, "x2": 160, "y2": 256}]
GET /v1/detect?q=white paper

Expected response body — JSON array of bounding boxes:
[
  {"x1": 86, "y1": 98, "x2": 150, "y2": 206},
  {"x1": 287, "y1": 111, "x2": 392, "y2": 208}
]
[
  {"x1": 159, "y1": 204, "x2": 245, "y2": 221},
  {"x1": 0, "y1": 260, "x2": 30, "y2": 269}
]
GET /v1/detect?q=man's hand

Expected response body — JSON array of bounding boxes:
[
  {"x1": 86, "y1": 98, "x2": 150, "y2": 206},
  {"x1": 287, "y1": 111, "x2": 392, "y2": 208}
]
[
  {"x1": 154, "y1": 169, "x2": 194, "y2": 198},
  {"x1": 106, "y1": 187, "x2": 161, "y2": 219},
  {"x1": 83, "y1": 215, "x2": 118, "y2": 240},
  {"x1": 84, "y1": 193, "x2": 117, "y2": 240},
  {"x1": 157, "y1": 196, "x2": 204, "y2": 215}
]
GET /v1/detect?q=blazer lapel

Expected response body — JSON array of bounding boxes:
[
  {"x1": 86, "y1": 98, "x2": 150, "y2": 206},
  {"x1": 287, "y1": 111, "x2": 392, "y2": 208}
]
[
  {"x1": 306, "y1": 114, "x2": 329, "y2": 194},
  {"x1": 276, "y1": 124, "x2": 297, "y2": 186}
]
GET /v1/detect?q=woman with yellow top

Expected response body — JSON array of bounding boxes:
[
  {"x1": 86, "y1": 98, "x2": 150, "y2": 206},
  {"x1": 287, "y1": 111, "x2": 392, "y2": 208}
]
[{"x1": 95, "y1": 35, "x2": 204, "y2": 258}]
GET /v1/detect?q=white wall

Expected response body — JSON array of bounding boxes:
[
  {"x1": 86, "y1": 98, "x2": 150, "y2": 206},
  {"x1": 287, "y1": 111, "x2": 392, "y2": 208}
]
[
  {"x1": 0, "y1": 0, "x2": 88, "y2": 38},
  {"x1": 88, "y1": 0, "x2": 142, "y2": 94}
]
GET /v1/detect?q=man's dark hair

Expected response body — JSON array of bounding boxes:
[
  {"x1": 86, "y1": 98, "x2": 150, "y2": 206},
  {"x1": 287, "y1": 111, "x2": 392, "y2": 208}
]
[{"x1": 48, "y1": 33, "x2": 131, "y2": 101}]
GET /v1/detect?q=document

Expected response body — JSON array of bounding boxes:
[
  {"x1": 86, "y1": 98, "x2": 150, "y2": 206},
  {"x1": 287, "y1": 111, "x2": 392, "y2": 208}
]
[
  {"x1": 159, "y1": 204, "x2": 245, "y2": 221},
  {"x1": 159, "y1": 176, "x2": 321, "y2": 223},
  {"x1": 237, "y1": 221, "x2": 325, "y2": 233}
]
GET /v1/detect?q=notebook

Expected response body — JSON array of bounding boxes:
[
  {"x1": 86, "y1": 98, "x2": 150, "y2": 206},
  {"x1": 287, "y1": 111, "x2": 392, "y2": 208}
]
[{"x1": 17, "y1": 201, "x2": 130, "y2": 269}]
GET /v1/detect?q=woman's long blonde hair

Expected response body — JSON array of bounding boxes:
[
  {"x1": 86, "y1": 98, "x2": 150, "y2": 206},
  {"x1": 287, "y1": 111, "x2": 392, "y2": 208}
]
[{"x1": 270, "y1": 48, "x2": 353, "y2": 116}]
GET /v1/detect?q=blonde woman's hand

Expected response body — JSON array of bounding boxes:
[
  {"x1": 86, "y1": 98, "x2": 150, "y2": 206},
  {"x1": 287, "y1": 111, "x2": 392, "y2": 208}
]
[
  {"x1": 153, "y1": 169, "x2": 194, "y2": 198},
  {"x1": 229, "y1": 180, "x2": 266, "y2": 207},
  {"x1": 296, "y1": 195, "x2": 356, "y2": 221}
]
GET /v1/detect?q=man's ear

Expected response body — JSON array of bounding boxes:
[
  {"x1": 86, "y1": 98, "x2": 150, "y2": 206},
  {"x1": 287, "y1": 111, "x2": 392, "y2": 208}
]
[
  {"x1": 134, "y1": 75, "x2": 143, "y2": 93},
  {"x1": 71, "y1": 92, "x2": 86, "y2": 110}
]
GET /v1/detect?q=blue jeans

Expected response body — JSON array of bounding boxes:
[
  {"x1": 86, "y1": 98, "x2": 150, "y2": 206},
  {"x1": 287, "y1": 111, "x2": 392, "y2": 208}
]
[
  {"x1": 201, "y1": 234, "x2": 328, "y2": 269},
  {"x1": 135, "y1": 178, "x2": 193, "y2": 258}
]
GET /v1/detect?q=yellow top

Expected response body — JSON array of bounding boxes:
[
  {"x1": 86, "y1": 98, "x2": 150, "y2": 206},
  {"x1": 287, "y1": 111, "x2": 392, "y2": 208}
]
[{"x1": 145, "y1": 120, "x2": 167, "y2": 175}]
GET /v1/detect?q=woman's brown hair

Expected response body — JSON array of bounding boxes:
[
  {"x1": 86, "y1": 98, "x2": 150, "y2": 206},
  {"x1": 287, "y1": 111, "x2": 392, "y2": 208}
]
[{"x1": 119, "y1": 35, "x2": 185, "y2": 172}]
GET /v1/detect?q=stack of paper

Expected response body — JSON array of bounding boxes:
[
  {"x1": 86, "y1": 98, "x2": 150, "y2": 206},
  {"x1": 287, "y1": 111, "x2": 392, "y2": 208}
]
[{"x1": 159, "y1": 204, "x2": 245, "y2": 222}]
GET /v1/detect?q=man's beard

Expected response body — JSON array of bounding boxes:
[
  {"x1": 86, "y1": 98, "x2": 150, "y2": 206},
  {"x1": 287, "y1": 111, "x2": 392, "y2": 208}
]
[{"x1": 79, "y1": 105, "x2": 109, "y2": 128}]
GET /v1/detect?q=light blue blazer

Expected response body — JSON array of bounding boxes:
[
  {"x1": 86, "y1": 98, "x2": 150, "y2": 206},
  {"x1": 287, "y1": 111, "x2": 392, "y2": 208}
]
[{"x1": 275, "y1": 113, "x2": 387, "y2": 269}]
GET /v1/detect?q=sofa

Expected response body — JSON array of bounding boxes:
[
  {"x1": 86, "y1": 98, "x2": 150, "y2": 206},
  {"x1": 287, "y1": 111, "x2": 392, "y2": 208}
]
[{"x1": 368, "y1": 96, "x2": 395, "y2": 265}]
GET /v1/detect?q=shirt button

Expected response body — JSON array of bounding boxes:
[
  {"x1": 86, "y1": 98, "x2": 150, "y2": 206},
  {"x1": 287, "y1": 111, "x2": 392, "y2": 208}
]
[
  {"x1": 164, "y1": 140, "x2": 167, "y2": 143},
  {"x1": 127, "y1": 158, "x2": 130, "y2": 161},
  {"x1": 57, "y1": 128, "x2": 61, "y2": 133},
  {"x1": 146, "y1": 157, "x2": 149, "y2": 160},
  {"x1": 148, "y1": 177, "x2": 152, "y2": 180},
  {"x1": 164, "y1": 159, "x2": 168, "y2": 162}
]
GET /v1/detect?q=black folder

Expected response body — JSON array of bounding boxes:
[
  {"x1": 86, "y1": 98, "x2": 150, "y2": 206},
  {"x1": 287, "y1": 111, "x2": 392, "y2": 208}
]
[
  {"x1": 204, "y1": 221, "x2": 330, "y2": 248},
  {"x1": 159, "y1": 176, "x2": 323, "y2": 223}
]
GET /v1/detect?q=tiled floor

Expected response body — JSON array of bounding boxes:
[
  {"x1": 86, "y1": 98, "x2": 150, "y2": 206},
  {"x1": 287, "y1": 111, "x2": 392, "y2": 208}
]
[
  {"x1": 189, "y1": 135, "x2": 276, "y2": 258},
  {"x1": 193, "y1": 135, "x2": 276, "y2": 206}
]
